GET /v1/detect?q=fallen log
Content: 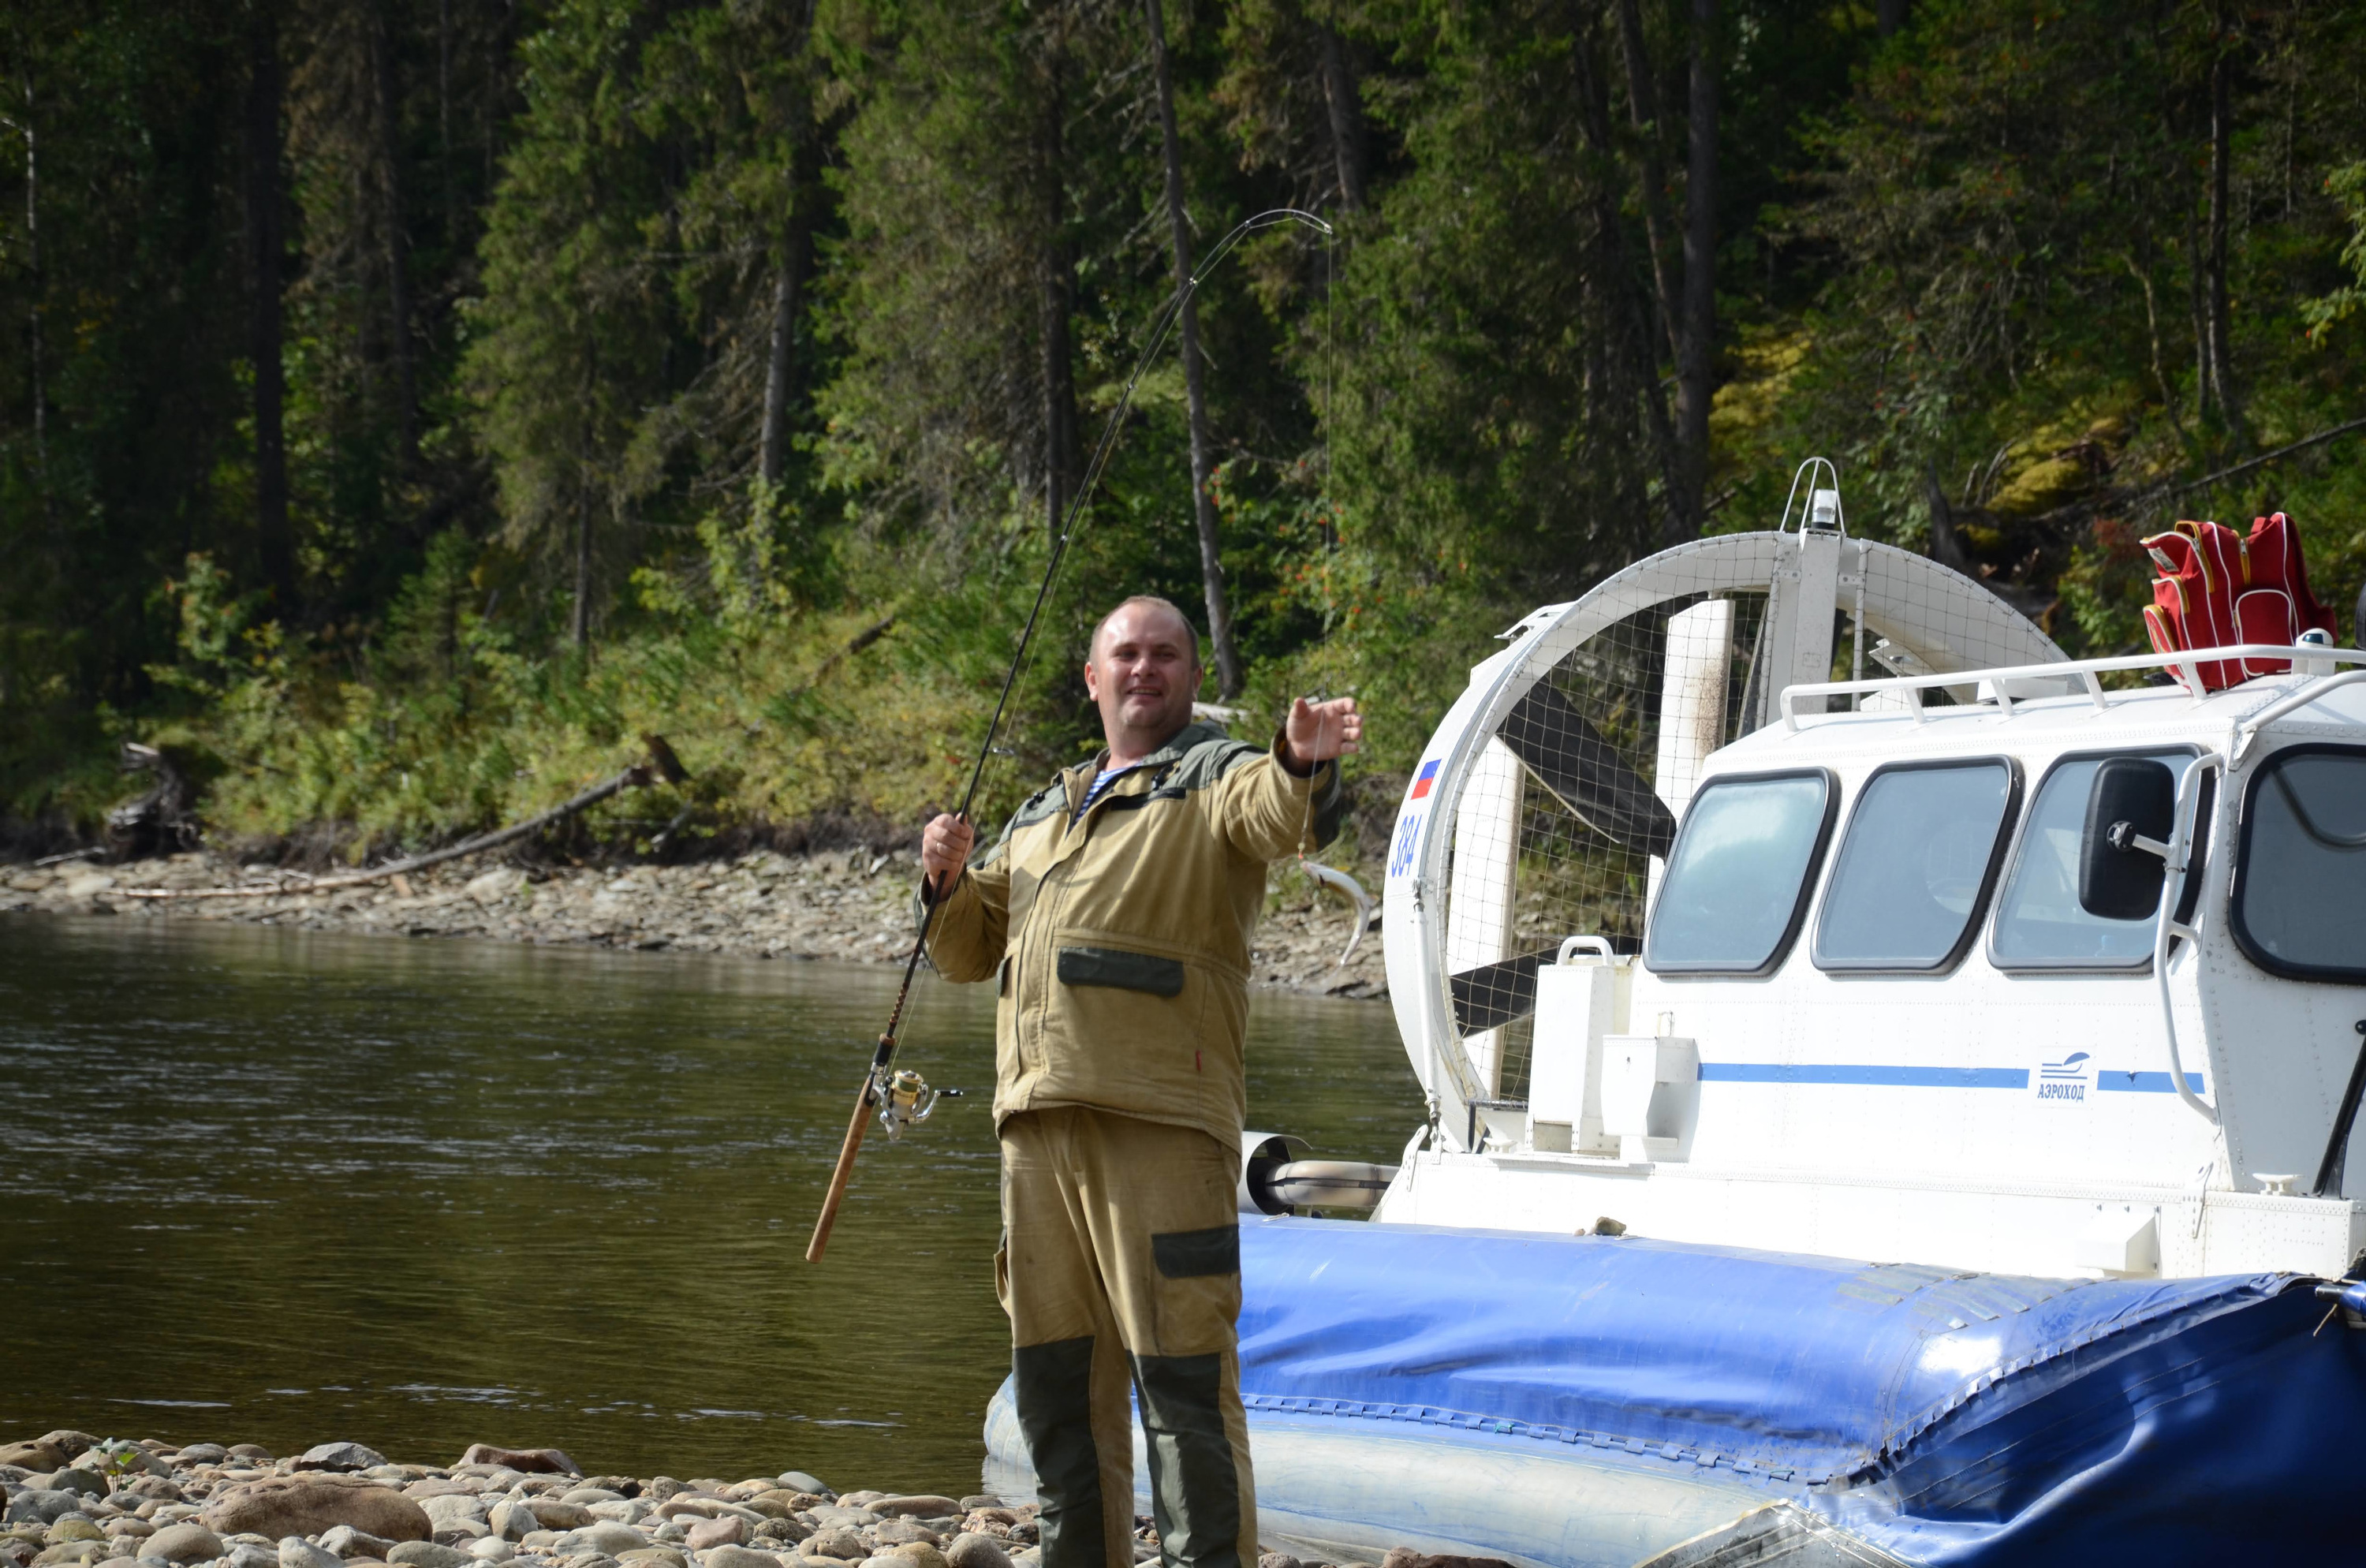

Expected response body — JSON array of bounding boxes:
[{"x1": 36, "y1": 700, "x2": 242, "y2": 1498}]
[{"x1": 118, "y1": 738, "x2": 687, "y2": 901}]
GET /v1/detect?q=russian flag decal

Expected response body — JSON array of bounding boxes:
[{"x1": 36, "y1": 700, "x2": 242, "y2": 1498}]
[{"x1": 1409, "y1": 759, "x2": 1440, "y2": 800}]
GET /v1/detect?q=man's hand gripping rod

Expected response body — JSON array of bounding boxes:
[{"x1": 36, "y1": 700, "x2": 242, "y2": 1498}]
[{"x1": 804, "y1": 207, "x2": 1333, "y2": 1264}]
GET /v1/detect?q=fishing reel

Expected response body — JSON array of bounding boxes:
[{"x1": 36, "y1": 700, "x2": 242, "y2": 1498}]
[{"x1": 874, "y1": 1067, "x2": 961, "y2": 1141}]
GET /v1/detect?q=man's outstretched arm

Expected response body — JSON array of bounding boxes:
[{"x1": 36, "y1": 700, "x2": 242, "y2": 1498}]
[{"x1": 1218, "y1": 696, "x2": 1363, "y2": 861}]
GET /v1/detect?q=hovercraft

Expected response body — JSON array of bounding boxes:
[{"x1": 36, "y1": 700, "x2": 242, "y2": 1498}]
[{"x1": 986, "y1": 465, "x2": 2366, "y2": 1566}]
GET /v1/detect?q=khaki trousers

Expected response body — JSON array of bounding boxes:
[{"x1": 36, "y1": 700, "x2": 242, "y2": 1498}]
[{"x1": 998, "y1": 1107, "x2": 1256, "y2": 1568}]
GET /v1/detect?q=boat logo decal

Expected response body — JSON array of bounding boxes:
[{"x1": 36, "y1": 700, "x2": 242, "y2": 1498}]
[
  {"x1": 1409, "y1": 759, "x2": 1441, "y2": 800},
  {"x1": 2036, "y1": 1052, "x2": 2090, "y2": 1103}
]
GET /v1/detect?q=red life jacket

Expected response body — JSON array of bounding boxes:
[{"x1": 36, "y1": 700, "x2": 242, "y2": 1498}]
[{"x1": 2140, "y1": 513, "x2": 2337, "y2": 692}]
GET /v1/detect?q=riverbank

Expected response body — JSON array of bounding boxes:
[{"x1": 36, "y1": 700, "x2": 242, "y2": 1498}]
[
  {"x1": 0, "y1": 852, "x2": 1385, "y2": 1000},
  {"x1": 0, "y1": 1432, "x2": 1396, "y2": 1568}
]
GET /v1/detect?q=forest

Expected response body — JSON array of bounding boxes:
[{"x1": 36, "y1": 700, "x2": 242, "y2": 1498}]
[{"x1": 3, "y1": 0, "x2": 2365, "y2": 861}]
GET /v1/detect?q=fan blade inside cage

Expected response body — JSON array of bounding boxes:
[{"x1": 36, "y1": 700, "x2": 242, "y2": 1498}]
[
  {"x1": 1497, "y1": 681, "x2": 1680, "y2": 858},
  {"x1": 1448, "y1": 946, "x2": 1566, "y2": 1033}
]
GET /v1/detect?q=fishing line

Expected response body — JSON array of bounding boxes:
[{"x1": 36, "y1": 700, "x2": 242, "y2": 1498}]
[{"x1": 806, "y1": 205, "x2": 1333, "y2": 1264}]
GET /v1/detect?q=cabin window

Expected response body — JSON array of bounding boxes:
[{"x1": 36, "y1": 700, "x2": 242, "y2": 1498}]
[
  {"x1": 1645, "y1": 770, "x2": 1834, "y2": 976},
  {"x1": 2233, "y1": 745, "x2": 2366, "y2": 984},
  {"x1": 1814, "y1": 760, "x2": 2019, "y2": 972},
  {"x1": 1990, "y1": 749, "x2": 2203, "y2": 969}
]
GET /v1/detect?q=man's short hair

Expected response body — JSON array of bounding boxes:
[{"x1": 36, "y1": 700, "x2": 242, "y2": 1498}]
[{"x1": 1092, "y1": 595, "x2": 1204, "y2": 667}]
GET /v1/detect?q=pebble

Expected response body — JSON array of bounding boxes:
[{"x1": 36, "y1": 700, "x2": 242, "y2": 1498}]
[
  {"x1": 942, "y1": 1539, "x2": 1009, "y2": 1568},
  {"x1": 773, "y1": 1483, "x2": 829, "y2": 1506},
  {"x1": 142, "y1": 1525, "x2": 220, "y2": 1564},
  {"x1": 296, "y1": 1448, "x2": 390, "y2": 1477},
  {"x1": 323, "y1": 1527, "x2": 400, "y2": 1559},
  {"x1": 281, "y1": 1539, "x2": 342, "y2": 1568},
  {"x1": 700, "y1": 1550, "x2": 782, "y2": 1568},
  {"x1": 387, "y1": 1544, "x2": 471, "y2": 1568},
  {"x1": 226, "y1": 1544, "x2": 280, "y2": 1568},
  {"x1": 800, "y1": 1534, "x2": 864, "y2": 1564},
  {"x1": 562, "y1": 1525, "x2": 646, "y2": 1559},
  {"x1": 681, "y1": 1521, "x2": 740, "y2": 1553},
  {"x1": 466, "y1": 1543, "x2": 515, "y2": 1563}
]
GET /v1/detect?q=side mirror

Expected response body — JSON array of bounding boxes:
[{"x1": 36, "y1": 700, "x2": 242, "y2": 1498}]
[{"x1": 2080, "y1": 758, "x2": 2177, "y2": 920}]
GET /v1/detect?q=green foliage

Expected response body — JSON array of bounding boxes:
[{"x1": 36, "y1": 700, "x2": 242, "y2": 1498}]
[{"x1": 8, "y1": 0, "x2": 2366, "y2": 851}]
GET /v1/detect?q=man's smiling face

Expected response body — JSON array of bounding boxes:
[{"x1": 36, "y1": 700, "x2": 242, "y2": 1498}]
[{"x1": 1086, "y1": 599, "x2": 1202, "y2": 759}]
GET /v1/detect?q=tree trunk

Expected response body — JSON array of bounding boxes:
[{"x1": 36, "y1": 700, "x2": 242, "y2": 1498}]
[
  {"x1": 1876, "y1": 0, "x2": 1909, "y2": 39},
  {"x1": 1315, "y1": 22, "x2": 1368, "y2": 212},
  {"x1": 245, "y1": 8, "x2": 294, "y2": 612},
  {"x1": 2204, "y1": 32, "x2": 2242, "y2": 435},
  {"x1": 1670, "y1": 0, "x2": 1718, "y2": 544},
  {"x1": 1037, "y1": 31, "x2": 1080, "y2": 542},
  {"x1": 572, "y1": 492, "x2": 593, "y2": 655},
  {"x1": 757, "y1": 247, "x2": 805, "y2": 488},
  {"x1": 371, "y1": 1, "x2": 418, "y2": 465},
  {"x1": 21, "y1": 80, "x2": 50, "y2": 528},
  {"x1": 1614, "y1": 0, "x2": 1681, "y2": 365},
  {"x1": 758, "y1": 7, "x2": 819, "y2": 493},
  {"x1": 1573, "y1": 5, "x2": 1683, "y2": 542},
  {"x1": 1143, "y1": 0, "x2": 1241, "y2": 697}
]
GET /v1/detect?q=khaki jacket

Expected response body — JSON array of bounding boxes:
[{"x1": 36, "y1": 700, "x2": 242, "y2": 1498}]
[{"x1": 926, "y1": 722, "x2": 1342, "y2": 1152}]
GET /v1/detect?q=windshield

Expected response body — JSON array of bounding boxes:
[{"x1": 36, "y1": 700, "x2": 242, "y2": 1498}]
[
  {"x1": 2234, "y1": 747, "x2": 2366, "y2": 982},
  {"x1": 1816, "y1": 761, "x2": 2015, "y2": 970},
  {"x1": 1646, "y1": 772, "x2": 1832, "y2": 975},
  {"x1": 1991, "y1": 750, "x2": 2200, "y2": 969}
]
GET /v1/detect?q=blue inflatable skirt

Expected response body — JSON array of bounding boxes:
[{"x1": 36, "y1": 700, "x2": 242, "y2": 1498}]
[{"x1": 982, "y1": 1215, "x2": 2366, "y2": 1566}]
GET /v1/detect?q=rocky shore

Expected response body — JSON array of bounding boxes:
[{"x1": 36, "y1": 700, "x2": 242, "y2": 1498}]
[
  {"x1": 0, "y1": 851, "x2": 1385, "y2": 1000},
  {"x1": 0, "y1": 1433, "x2": 1420, "y2": 1568}
]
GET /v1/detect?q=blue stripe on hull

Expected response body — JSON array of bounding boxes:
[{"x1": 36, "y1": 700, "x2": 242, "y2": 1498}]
[{"x1": 1700, "y1": 1062, "x2": 2030, "y2": 1088}]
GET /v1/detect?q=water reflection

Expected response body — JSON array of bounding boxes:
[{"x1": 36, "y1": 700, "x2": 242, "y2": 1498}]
[{"x1": 0, "y1": 915, "x2": 1420, "y2": 1494}]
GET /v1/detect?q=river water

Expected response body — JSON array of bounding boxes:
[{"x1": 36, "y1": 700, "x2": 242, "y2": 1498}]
[{"x1": 0, "y1": 915, "x2": 1421, "y2": 1496}]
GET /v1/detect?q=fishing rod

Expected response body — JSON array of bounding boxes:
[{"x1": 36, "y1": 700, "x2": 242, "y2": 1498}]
[{"x1": 805, "y1": 207, "x2": 1334, "y2": 1264}]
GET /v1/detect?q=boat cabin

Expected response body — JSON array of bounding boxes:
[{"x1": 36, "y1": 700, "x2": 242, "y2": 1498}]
[{"x1": 1375, "y1": 508, "x2": 2366, "y2": 1281}]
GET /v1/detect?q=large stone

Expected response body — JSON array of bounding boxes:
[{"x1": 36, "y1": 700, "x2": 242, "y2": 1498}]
[
  {"x1": 886, "y1": 1546, "x2": 945, "y2": 1568},
  {"x1": 518, "y1": 1503, "x2": 591, "y2": 1534},
  {"x1": 31, "y1": 1542, "x2": 103, "y2": 1567},
  {"x1": 203, "y1": 1478, "x2": 432, "y2": 1544},
  {"x1": 0, "y1": 1447, "x2": 64, "y2": 1474},
  {"x1": 319, "y1": 1527, "x2": 398, "y2": 1561},
  {"x1": 5, "y1": 1495, "x2": 75, "y2": 1528},
  {"x1": 484, "y1": 1506, "x2": 536, "y2": 1547},
  {"x1": 866, "y1": 1505, "x2": 957, "y2": 1525},
  {"x1": 867, "y1": 1526, "x2": 931, "y2": 1549},
  {"x1": 800, "y1": 1534, "x2": 863, "y2": 1564},
  {"x1": 942, "y1": 1536, "x2": 1009, "y2": 1568},
  {"x1": 170, "y1": 1447, "x2": 228, "y2": 1468},
  {"x1": 295, "y1": 1447, "x2": 390, "y2": 1477},
  {"x1": 282, "y1": 1538, "x2": 344, "y2": 1568},
  {"x1": 226, "y1": 1542, "x2": 282, "y2": 1568},
  {"x1": 453, "y1": 1452, "x2": 577, "y2": 1480},
  {"x1": 386, "y1": 1544, "x2": 470, "y2": 1568},
  {"x1": 771, "y1": 1483, "x2": 828, "y2": 1506},
  {"x1": 463, "y1": 1542, "x2": 512, "y2": 1564},
  {"x1": 34, "y1": 1438, "x2": 95, "y2": 1464},
  {"x1": 144, "y1": 1525, "x2": 222, "y2": 1564},
  {"x1": 43, "y1": 1525, "x2": 102, "y2": 1547}
]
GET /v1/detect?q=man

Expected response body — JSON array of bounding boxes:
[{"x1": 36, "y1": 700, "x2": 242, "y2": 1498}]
[{"x1": 920, "y1": 595, "x2": 1362, "y2": 1568}]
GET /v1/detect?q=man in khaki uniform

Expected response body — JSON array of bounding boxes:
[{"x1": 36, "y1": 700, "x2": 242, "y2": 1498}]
[{"x1": 920, "y1": 595, "x2": 1360, "y2": 1568}]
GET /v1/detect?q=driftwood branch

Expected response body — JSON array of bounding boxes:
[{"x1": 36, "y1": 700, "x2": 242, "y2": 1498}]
[
  {"x1": 2137, "y1": 416, "x2": 2366, "y2": 504},
  {"x1": 120, "y1": 738, "x2": 685, "y2": 901}
]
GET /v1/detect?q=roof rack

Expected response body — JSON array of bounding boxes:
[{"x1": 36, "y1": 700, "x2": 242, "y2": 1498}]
[{"x1": 1778, "y1": 644, "x2": 2366, "y2": 731}]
